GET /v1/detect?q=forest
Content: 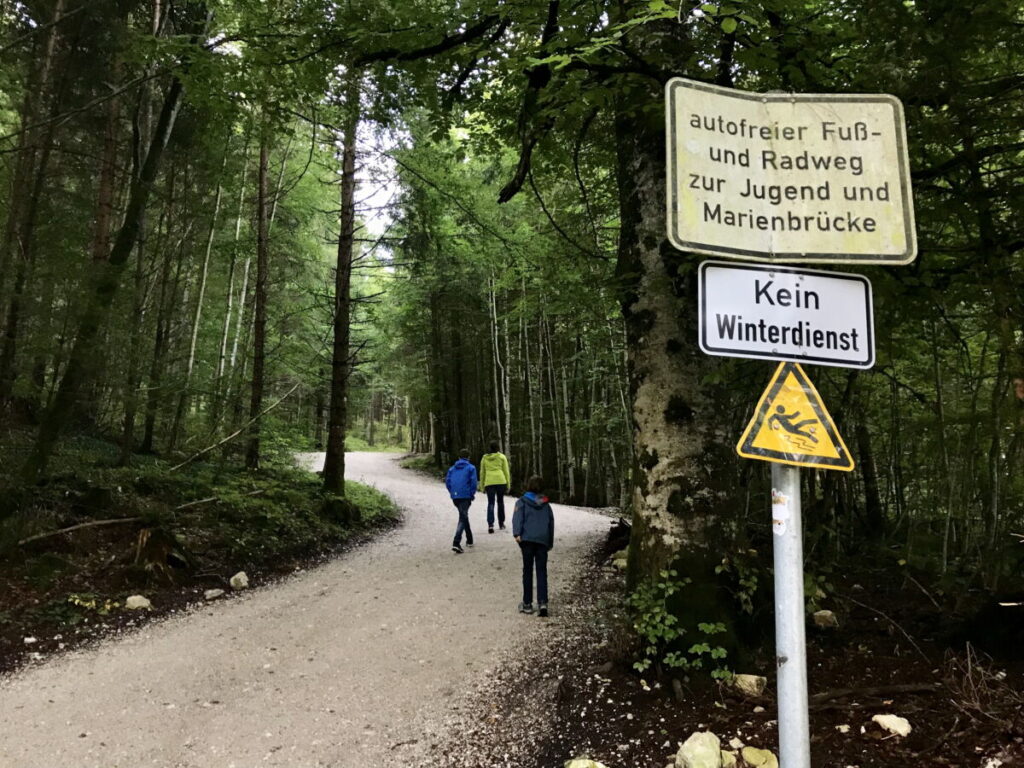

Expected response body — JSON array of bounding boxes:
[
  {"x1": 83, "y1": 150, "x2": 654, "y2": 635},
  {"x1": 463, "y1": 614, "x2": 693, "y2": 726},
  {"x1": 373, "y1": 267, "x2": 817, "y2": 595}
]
[{"x1": 0, "y1": 0, "x2": 1023, "y2": 765}]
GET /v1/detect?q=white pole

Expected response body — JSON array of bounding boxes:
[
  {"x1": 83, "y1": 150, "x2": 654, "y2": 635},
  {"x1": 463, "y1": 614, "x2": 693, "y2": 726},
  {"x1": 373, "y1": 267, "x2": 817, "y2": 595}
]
[{"x1": 771, "y1": 463, "x2": 811, "y2": 768}]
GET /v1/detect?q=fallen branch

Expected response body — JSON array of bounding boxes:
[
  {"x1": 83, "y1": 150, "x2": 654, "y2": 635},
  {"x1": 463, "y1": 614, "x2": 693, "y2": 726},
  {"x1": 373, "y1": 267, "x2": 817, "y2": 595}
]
[
  {"x1": 170, "y1": 383, "x2": 300, "y2": 471},
  {"x1": 915, "y1": 715, "x2": 960, "y2": 757},
  {"x1": 839, "y1": 594, "x2": 932, "y2": 664},
  {"x1": 18, "y1": 517, "x2": 142, "y2": 546},
  {"x1": 174, "y1": 489, "x2": 266, "y2": 511},
  {"x1": 810, "y1": 683, "x2": 940, "y2": 706},
  {"x1": 904, "y1": 572, "x2": 942, "y2": 610}
]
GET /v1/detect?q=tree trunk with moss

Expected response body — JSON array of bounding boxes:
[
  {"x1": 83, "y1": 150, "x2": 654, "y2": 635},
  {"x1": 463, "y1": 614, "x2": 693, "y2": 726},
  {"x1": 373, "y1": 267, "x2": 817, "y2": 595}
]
[{"x1": 613, "y1": 14, "x2": 741, "y2": 650}]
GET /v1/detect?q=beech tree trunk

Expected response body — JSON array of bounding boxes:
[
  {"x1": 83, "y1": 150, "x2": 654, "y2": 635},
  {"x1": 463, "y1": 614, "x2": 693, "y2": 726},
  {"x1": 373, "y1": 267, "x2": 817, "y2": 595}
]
[
  {"x1": 210, "y1": 145, "x2": 249, "y2": 429},
  {"x1": 322, "y1": 74, "x2": 360, "y2": 508},
  {"x1": 244, "y1": 131, "x2": 271, "y2": 470},
  {"x1": 170, "y1": 152, "x2": 226, "y2": 450},
  {"x1": 612, "y1": 13, "x2": 737, "y2": 600}
]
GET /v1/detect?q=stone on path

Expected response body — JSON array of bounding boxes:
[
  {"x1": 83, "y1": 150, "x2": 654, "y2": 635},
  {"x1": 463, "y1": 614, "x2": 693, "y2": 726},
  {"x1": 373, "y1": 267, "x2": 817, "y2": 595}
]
[
  {"x1": 732, "y1": 673, "x2": 767, "y2": 697},
  {"x1": 740, "y1": 746, "x2": 779, "y2": 768},
  {"x1": 721, "y1": 749, "x2": 738, "y2": 767},
  {"x1": 125, "y1": 595, "x2": 152, "y2": 610},
  {"x1": 230, "y1": 571, "x2": 249, "y2": 590},
  {"x1": 872, "y1": 713, "x2": 912, "y2": 737},
  {"x1": 675, "y1": 731, "x2": 722, "y2": 768},
  {"x1": 204, "y1": 589, "x2": 225, "y2": 601},
  {"x1": 565, "y1": 760, "x2": 609, "y2": 768}
]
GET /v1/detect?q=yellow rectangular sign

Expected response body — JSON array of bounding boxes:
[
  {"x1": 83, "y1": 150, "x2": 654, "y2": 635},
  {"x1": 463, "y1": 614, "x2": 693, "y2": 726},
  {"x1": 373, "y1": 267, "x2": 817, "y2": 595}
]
[{"x1": 667, "y1": 78, "x2": 916, "y2": 265}]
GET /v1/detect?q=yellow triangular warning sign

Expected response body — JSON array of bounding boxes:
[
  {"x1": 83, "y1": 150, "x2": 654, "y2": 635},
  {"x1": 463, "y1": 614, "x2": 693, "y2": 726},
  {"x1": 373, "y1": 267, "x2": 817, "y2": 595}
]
[{"x1": 737, "y1": 362, "x2": 854, "y2": 471}]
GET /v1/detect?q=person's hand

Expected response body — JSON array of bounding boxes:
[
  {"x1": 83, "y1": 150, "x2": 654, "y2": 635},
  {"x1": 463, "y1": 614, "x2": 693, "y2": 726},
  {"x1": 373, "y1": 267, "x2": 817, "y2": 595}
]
[{"x1": 514, "y1": 536, "x2": 521, "y2": 543}]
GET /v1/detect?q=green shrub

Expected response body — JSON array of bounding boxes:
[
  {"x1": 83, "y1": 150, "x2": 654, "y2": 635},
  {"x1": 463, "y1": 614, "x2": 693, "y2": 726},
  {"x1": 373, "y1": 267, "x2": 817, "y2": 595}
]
[
  {"x1": 399, "y1": 454, "x2": 439, "y2": 475},
  {"x1": 345, "y1": 481, "x2": 399, "y2": 521},
  {"x1": 629, "y1": 569, "x2": 732, "y2": 680}
]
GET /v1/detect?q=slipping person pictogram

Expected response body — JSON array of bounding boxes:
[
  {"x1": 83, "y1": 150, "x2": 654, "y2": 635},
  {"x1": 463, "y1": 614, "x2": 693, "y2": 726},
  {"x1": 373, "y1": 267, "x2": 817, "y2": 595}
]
[
  {"x1": 737, "y1": 363, "x2": 854, "y2": 471},
  {"x1": 768, "y1": 405, "x2": 819, "y2": 449}
]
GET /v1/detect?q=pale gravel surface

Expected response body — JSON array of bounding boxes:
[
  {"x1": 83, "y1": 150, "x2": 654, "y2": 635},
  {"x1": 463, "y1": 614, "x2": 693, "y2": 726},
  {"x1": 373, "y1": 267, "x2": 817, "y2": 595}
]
[{"x1": 0, "y1": 452, "x2": 608, "y2": 768}]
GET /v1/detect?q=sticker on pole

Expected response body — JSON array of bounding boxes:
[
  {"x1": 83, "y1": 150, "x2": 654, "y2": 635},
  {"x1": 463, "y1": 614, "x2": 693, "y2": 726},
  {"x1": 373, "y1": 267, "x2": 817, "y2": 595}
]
[{"x1": 737, "y1": 362, "x2": 854, "y2": 471}]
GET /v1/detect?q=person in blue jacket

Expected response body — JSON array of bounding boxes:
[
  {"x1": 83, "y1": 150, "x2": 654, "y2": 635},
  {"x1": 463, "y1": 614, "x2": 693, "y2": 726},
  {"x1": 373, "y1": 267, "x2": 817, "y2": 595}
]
[
  {"x1": 445, "y1": 448, "x2": 478, "y2": 554},
  {"x1": 512, "y1": 475, "x2": 555, "y2": 617}
]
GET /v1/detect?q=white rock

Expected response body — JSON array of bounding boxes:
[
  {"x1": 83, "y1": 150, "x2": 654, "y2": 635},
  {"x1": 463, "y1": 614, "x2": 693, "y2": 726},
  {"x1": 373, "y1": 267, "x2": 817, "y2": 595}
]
[
  {"x1": 230, "y1": 571, "x2": 249, "y2": 590},
  {"x1": 753, "y1": 706, "x2": 765, "y2": 713},
  {"x1": 813, "y1": 609, "x2": 839, "y2": 628},
  {"x1": 23, "y1": 637, "x2": 37, "y2": 645},
  {"x1": 732, "y1": 674, "x2": 767, "y2": 697},
  {"x1": 721, "y1": 750, "x2": 738, "y2": 768},
  {"x1": 872, "y1": 713, "x2": 911, "y2": 737},
  {"x1": 204, "y1": 589, "x2": 225, "y2": 600},
  {"x1": 741, "y1": 747, "x2": 778, "y2": 768},
  {"x1": 728, "y1": 737, "x2": 745, "y2": 750},
  {"x1": 565, "y1": 760, "x2": 609, "y2": 768},
  {"x1": 125, "y1": 595, "x2": 152, "y2": 610},
  {"x1": 835, "y1": 724, "x2": 851, "y2": 734},
  {"x1": 675, "y1": 731, "x2": 722, "y2": 768}
]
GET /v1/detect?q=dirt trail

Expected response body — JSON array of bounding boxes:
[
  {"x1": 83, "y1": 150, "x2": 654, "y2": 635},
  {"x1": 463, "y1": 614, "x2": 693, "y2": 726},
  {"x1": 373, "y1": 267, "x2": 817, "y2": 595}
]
[{"x1": 0, "y1": 452, "x2": 608, "y2": 767}]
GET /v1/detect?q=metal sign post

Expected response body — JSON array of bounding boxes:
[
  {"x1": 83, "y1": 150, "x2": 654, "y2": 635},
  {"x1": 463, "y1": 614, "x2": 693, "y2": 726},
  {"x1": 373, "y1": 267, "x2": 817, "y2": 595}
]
[
  {"x1": 771, "y1": 463, "x2": 811, "y2": 768},
  {"x1": 738, "y1": 362, "x2": 854, "y2": 767}
]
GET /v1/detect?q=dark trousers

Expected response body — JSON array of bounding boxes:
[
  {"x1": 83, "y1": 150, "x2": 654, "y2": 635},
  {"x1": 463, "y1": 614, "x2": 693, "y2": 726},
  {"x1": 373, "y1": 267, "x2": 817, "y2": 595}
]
[
  {"x1": 452, "y1": 498, "x2": 473, "y2": 546},
  {"x1": 520, "y1": 541, "x2": 549, "y2": 604},
  {"x1": 485, "y1": 484, "x2": 507, "y2": 527}
]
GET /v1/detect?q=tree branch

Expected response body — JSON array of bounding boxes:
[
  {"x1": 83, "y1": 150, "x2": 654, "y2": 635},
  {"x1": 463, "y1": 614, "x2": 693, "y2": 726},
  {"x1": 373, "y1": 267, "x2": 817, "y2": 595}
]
[
  {"x1": 498, "y1": 1, "x2": 561, "y2": 203},
  {"x1": 18, "y1": 517, "x2": 142, "y2": 547},
  {"x1": 170, "y1": 383, "x2": 300, "y2": 471}
]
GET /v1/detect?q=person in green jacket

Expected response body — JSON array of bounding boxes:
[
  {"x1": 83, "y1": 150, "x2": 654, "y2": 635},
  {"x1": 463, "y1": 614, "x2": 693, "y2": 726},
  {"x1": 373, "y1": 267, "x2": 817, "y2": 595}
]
[{"x1": 479, "y1": 441, "x2": 511, "y2": 533}]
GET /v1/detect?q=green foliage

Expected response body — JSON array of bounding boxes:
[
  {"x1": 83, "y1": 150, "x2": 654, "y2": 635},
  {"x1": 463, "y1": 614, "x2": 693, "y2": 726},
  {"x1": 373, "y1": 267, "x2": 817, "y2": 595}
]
[
  {"x1": 804, "y1": 570, "x2": 835, "y2": 614},
  {"x1": 344, "y1": 435, "x2": 408, "y2": 453},
  {"x1": 628, "y1": 570, "x2": 731, "y2": 679},
  {"x1": 343, "y1": 482, "x2": 399, "y2": 522},
  {"x1": 715, "y1": 551, "x2": 761, "y2": 615},
  {"x1": 67, "y1": 593, "x2": 121, "y2": 616},
  {"x1": 399, "y1": 454, "x2": 441, "y2": 475}
]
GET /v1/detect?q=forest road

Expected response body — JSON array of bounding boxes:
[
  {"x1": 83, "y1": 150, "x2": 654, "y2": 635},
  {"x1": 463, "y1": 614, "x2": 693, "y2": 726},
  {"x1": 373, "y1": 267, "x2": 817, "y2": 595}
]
[{"x1": 0, "y1": 452, "x2": 608, "y2": 767}]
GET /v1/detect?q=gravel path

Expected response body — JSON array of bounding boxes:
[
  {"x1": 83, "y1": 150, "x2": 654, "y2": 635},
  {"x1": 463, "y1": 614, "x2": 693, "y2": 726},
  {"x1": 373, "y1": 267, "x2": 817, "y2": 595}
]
[{"x1": 0, "y1": 452, "x2": 608, "y2": 767}]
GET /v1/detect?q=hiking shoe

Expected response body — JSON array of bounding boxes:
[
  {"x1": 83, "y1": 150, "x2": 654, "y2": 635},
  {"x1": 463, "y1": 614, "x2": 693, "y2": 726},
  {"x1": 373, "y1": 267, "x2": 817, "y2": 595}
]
[
  {"x1": 499, "y1": 524, "x2": 506, "y2": 530},
  {"x1": 466, "y1": 540, "x2": 474, "y2": 548},
  {"x1": 452, "y1": 544, "x2": 464, "y2": 554},
  {"x1": 488, "y1": 527, "x2": 494, "y2": 534},
  {"x1": 518, "y1": 602, "x2": 534, "y2": 614},
  {"x1": 538, "y1": 603, "x2": 549, "y2": 617}
]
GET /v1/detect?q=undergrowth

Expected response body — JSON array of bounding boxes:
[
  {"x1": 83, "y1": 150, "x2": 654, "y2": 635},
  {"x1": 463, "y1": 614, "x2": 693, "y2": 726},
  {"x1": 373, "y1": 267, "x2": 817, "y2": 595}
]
[
  {"x1": 399, "y1": 453, "x2": 439, "y2": 475},
  {"x1": 0, "y1": 430, "x2": 399, "y2": 644}
]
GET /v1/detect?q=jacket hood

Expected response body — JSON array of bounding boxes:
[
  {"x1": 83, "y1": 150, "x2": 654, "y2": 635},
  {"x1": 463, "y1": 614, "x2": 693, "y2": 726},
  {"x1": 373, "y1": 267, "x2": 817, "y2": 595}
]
[
  {"x1": 523, "y1": 492, "x2": 549, "y2": 506},
  {"x1": 453, "y1": 458, "x2": 472, "y2": 467}
]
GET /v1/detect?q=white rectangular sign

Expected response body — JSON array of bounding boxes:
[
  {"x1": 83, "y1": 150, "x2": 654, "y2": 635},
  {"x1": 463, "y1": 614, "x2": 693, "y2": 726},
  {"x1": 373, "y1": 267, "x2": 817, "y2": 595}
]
[
  {"x1": 699, "y1": 261, "x2": 874, "y2": 369},
  {"x1": 667, "y1": 78, "x2": 916, "y2": 264}
]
